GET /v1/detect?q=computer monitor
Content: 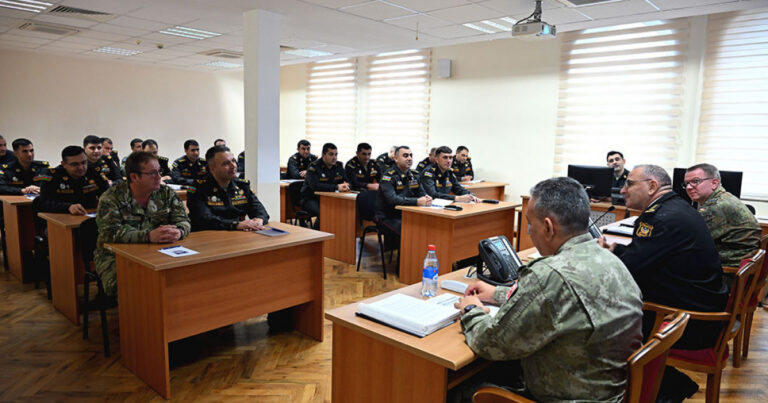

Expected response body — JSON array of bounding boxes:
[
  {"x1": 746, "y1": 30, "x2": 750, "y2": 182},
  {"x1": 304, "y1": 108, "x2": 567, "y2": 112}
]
[
  {"x1": 672, "y1": 168, "x2": 743, "y2": 204},
  {"x1": 567, "y1": 165, "x2": 614, "y2": 199}
]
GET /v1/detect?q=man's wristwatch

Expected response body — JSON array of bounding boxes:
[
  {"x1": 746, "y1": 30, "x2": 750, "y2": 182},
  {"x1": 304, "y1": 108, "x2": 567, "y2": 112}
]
[{"x1": 463, "y1": 304, "x2": 477, "y2": 314}]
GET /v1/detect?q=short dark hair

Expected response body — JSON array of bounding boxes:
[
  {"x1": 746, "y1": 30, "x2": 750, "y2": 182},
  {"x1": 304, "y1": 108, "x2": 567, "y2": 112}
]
[
  {"x1": 184, "y1": 139, "x2": 199, "y2": 150},
  {"x1": 83, "y1": 135, "x2": 101, "y2": 147},
  {"x1": 142, "y1": 139, "x2": 158, "y2": 149},
  {"x1": 606, "y1": 151, "x2": 624, "y2": 160},
  {"x1": 456, "y1": 146, "x2": 468, "y2": 154},
  {"x1": 101, "y1": 137, "x2": 113, "y2": 145},
  {"x1": 434, "y1": 146, "x2": 452, "y2": 158},
  {"x1": 356, "y1": 142, "x2": 372, "y2": 153},
  {"x1": 205, "y1": 145, "x2": 230, "y2": 163},
  {"x1": 429, "y1": 147, "x2": 437, "y2": 156},
  {"x1": 12, "y1": 138, "x2": 32, "y2": 151},
  {"x1": 125, "y1": 151, "x2": 157, "y2": 183},
  {"x1": 130, "y1": 138, "x2": 143, "y2": 148},
  {"x1": 61, "y1": 145, "x2": 84, "y2": 161},
  {"x1": 686, "y1": 163, "x2": 721, "y2": 182},
  {"x1": 530, "y1": 177, "x2": 590, "y2": 236},
  {"x1": 214, "y1": 138, "x2": 225, "y2": 145},
  {"x1": 322, "y1": 143, "x2": 337, "y2": 155},
  {"x1": 394, "y1": 145, "x2": 410, "y2": 156},
  {"x1": 298, "y1": 139, "x2": 311, "y2": 148}
]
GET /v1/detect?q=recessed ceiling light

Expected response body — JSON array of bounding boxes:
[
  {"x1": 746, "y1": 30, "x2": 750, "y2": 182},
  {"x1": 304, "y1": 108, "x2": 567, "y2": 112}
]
[
  {"x1": 160, "y1": 26, "x2": 221, "y2": 40},
  {"x1": 283, "y1": 48, "x2": 333, "y2": 58},
  {"x1": 463, "y1": 23, "x2": 496, "y2": 34},
  {"x1": 205, "y1": 61, "x2": 242, "y2": 69},
  {"x1": 482, "y1": 20, "x2": 512, "y2": 32},
  {"x1": 93, "y1": 46, "x2": 141, "y2": 56},
  {"x1": 0, "y1": 0, "x2": 52, "y2": 13}
]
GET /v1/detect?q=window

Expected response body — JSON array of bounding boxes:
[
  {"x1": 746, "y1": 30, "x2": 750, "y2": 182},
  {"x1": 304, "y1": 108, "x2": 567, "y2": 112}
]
[
  {"x1": 305, "y1": 58, "x2": 358, "y2": 158},
  {"x1": 554, "y1": 19, "x2": 690, "y2": 176},
  {"x1": 696, "y1": 9, "x2": 768, "y2": 200}
]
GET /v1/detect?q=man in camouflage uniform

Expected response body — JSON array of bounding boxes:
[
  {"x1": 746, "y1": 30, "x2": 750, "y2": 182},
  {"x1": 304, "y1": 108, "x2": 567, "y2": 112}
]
[
  {"x1": 453, "y1": 177, "x2": 642, "y2": 402},
  {"x1": 374, "y1": 146, "x2": 431, "y2": 237},
  {"x1": 451, "y1": 145, "x2": 474, "y2": 181},
  {"x1": 34, "y1": 146, "x2": 109, "y2": 214},
  {"x1": 95, "y1": 151, "x2": 190, "y2": 297},
  {"x1": 420, "y1": 146, "x2": 478, "y2": 202},
  {"x1": 344, "y1": 142, "x2": 379, "y2": 191},
  {"x1": 171, "y1": 139, "x2": 208, "y2": 186},
  {"x1": 0, "y1": 138, "x2": 49, "y2": 195},
  {"x1": 286, "y1": 139, "x2": 317, "y2": 179},
  {"x1": 83, "y1": 135, "x2": 121, "y2": 183},
  {"x1": 142, "y1": 139, "x2": 172, "y2": 180},
  {"x1": 415, "y1": 147, "x2": 436, "y2": 174},
  {"x1": 685, "y1": 163, "x2": 760, "y2": 266}
]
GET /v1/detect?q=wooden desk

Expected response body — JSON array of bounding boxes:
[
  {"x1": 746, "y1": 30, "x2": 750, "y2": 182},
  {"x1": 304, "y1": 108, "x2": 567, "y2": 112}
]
[
  {"x1": 396, "y1": 202, "x2": 517, "y2": 284},
  {"x1": 107, "y1": 222, "x2": 332, "y2": 399},
  {"x1": 1, "y1": 195, "x2": 36, "y2": 282},
  {"x1": 461, "y1": 181, "x2": 507, "y2": 201},
  {"x1": 38, "y1": 213, "x2": 90, "y2": 325},
  {"x1": 174, "y1": 189, "x2": 186, "y2": 201},
  {"x1": 758, "y1": 217, "x2": 768, "y2": 238},
  {"x1": 317, "y1": 191, "x2": 358, "y2": 265},
  {"x1": 279, "y1": 180, "x2": 301, "y2": 223}
]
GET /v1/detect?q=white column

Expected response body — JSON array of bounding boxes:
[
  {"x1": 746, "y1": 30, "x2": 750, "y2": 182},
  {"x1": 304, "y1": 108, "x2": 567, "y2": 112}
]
[{"x1": 243, "y1": 9, "x2": 281, "y2": 220}]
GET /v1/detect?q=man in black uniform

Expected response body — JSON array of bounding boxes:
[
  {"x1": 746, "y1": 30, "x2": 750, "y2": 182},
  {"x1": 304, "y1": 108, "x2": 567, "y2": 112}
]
[
  {"x1": 171, "y1": 140, "x2": 207, "y2": 186},
  {"x1": 607, "y1": 151, "x2": 629, "y2": 189},
  {"x1": 416, "y1": 147, "x2": 436, "y2": 174},
  {"x1": 375, "y1": 146, "x2": 432, "y2": 237},
  {"x1": 599, "y1": 164, "x2": 728, "y2": 401},
  {"x1": 121, "y1": 138, "x2": 143, "y2": 166},
  {"x1": 34, "y1": 146, "x2": 109, "y2": 215},
  {"x1": 375, "y1": 146, "x2": 396, "y2": 174},
  {"x1": 236, "y1": 151, "x2": 245, "y2": 179},
  {"x1": 101, "y1": 137, "x2": 119, "y2": 168},
  {"x1": 286, "y1": 139, "x2": 317, "y2": 179},
  {"x1": 0, "y1": 135, "x2": 18, "y2": 165},
  {"x1": 451, "y1": 145, "x2": 474, "y2": 181},
  {"x1": 84, "y1": 135, "x2": 120, "y2": 184},
  {"x1": 214, "y1": 139, "x2": 226, "y2": 147},
  {"x1": 300, "y1": 143, "x2": 349, "y2": 228},
  {"x1": 187, "y1": 145, "x2": 269, "y2": 231},
  {"x1": 420, "y1": 146, "x2": 478, "y2": 203},
  {"x1": 142, "y1": 139, "x2": 172, "y2": 181},
  {"x1": 0, "y1": 138, "x2": 49, "y2": 195},
  {"x1": 345, "y1": 142, "x2": 379, "y2": 191}
]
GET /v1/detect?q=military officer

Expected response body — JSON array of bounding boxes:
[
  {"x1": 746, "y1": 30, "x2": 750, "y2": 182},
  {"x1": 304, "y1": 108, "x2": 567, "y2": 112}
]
[
  {"x1": 83, "y1": 135, "x2": 120, "y2": 183},
  {"x1": 452, "y1": 177, "x2": 642, "y2": 402},
  {"x1": 300, "y1": 143, "x2": 348, "y2": 228},
  {"x1": 214, "y1": 139, "x2": 226, "y2": 147},
  {"x1": 375, "y1": 146, "x2": 396, "y2": 174},
  {"x1": 607, "y1": 151, "x2": 630, "y2": 189},
  {"x1": 141, "y1": 139, "x2": 172, "y2": 180},
  {"x1": 187, "y1": 145, "x2": 269, "y2": 231},
  {"x1": 344, "y1": 142, "x2": 379, "y2": 191},
  {"x1": 451, "y1": 145, "x2": 474, "y2": 181},
  {"x1": 374, "y1": 146, "x2": 431, "y2": 237},
  {"x1": 0, "y1": 138, "x2": 49, "y2": 195},
  {"x1": 415, "y1": 147, "x2": 436, "y2": 173},
  {"x1": 121, "y1": 138, "x2": 143, "y2": 167},
  {"x1": 286, "y1": 139, "x2": 317, "y2": 179},
  {"x1": 237, "y1": 151, "x2": 245, "y2": 179},
  {"x1": 685, "y1": 163, "x2": 760, "y2": 266},
  {"x1": 171, "y1": 140, "x2": 208, "y2": 186},
  {"x1": 0, "y1": 134, "x2": 18, "y2": 165},
  {"x1": 34, "y1": 145, "x2": 109, "y2": 214},
  {"x1": 95, "y1": 151, "x2": 190, "y2": 297},
  {"x1": 420, "y1": 146, "x2": 477, "y2": 202},
  {"x1": 101, "y1": 137, "x2": 119, "y2": 168}
]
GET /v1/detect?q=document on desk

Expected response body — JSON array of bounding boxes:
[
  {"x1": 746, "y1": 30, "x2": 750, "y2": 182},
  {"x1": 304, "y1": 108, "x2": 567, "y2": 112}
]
[
  {"x1": 165, "y1": 183, "x2": 183, "y2": 190},
  {"x1": 356, "y1": 293, "x2": 460, "y2": 337},
  {"x1": 463, "y1": 179, "x2": 485, "y2": 184},
  {"x1": 254, "y1": 226, "x2": 289, "y2": 237},
  {"x1": 158, "y1": 245, "x2": 199, "y2": 257},
  {"x1": 428, "y1": 293, "x2": 500, "y2": 318},
  {"x1": 603, "y1": 225, "x2": 634, "y2": 236},
  {"x1": 24, "y1": 194, "x2": 38, "y2": 200},
  {"x1": 429, "y1": 198, "x2": 454, "y2": 208}
]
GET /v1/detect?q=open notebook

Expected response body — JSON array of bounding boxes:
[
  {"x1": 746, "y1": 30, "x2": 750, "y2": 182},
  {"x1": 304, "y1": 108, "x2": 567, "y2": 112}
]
[{"x1": 356, "y1": 294, "x2": 460, "y2": 337}]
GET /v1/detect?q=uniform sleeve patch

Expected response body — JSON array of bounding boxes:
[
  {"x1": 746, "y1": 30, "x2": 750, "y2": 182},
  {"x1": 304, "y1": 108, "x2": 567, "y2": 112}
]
[
  {"x1": 186, "y1": 186, "x2": 196, "y2": 194},
  {"x1": 636, "y1": 222, "x2": 654, "y2": 237},
  {"x1": 381, "y1": 175, "x2": 391, "y2": 181},
  {"x1": 423, "y1": 171, "x2": 433, "y2": 177}
]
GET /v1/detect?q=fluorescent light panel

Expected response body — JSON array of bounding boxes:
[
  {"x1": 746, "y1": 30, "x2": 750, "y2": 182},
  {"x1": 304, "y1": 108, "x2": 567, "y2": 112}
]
[
  {"x1": 482, "y1": 20, "x2": 512, "y2": 32},
  {"x1": 160, "y1": 26, "x2": 221, "y2": 40},
  {"x1": 284, "y1": 48, "x2": 333, "y2": 58},
  {"x1": 463, "y1": 23, "x2": 496, "y2": 34},
  {"x1": 93, "y1": 46, "x2": 141, "y2": 56},
  {"x1": 0, "y1": 0, "x2": 52, "y2": 13},
  {"x1": 501, "y1": 17, "x2": 517, "y2": 25},
  {"x1": 205, "y1": 61, "x2": 242, "y2": 68}
]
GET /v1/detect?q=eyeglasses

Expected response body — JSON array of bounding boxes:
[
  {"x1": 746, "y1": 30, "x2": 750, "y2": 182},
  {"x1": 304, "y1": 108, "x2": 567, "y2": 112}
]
[
  {"x1": 623, "y1": 178, "x2": 652, "y2": 188},
  {"x1": 136, "y1": 170, "x2": 161, "y2": 178},
  {"x1": 682, "y1": 177, "x2": 712, "y2": 189}
]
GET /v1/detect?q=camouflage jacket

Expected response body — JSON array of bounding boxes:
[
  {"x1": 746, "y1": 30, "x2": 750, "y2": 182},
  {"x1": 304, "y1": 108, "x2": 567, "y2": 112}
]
[
  {"x1": 699, "y1": 186, "x2": 761, "y2": 266},
  {"x1": 94, "y1": 182, "x2": 191, "y2": 268},
  {"x1": 461, "y1": 233, "x2": 643, "y2": 402}
]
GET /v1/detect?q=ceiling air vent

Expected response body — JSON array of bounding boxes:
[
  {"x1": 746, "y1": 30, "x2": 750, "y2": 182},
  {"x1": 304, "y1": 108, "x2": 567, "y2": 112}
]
[
  {"x1": 199, "y1": 49, "x2": 243, "y2": 59},
  {"x1": 17, "y1": 21, "x2": 79, "y2": 36},
  {"x1": 558, "y1": 0, "x2": 624, "y2": 6},
  {"x1": 46, "y1": 5, "x2": 114, "y2": 22}
]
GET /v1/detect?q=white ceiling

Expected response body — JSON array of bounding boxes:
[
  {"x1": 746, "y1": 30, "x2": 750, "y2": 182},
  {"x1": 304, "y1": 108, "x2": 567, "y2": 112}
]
[{"x1": 0, "y1": 0, "x2": 765, "y2": 72}]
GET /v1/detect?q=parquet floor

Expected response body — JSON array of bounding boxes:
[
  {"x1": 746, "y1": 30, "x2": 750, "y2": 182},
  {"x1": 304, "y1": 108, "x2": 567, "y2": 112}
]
[{"x1": 0, "y1": 238, "x2": 767, "y2": 402}]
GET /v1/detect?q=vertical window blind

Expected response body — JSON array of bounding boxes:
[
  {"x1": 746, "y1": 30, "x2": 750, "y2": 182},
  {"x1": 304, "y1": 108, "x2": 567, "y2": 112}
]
[
  {"x1": 554, "y1": 19, "x2": 690, "y2": 176},
  {"x1": 305, "y1": 58, "x2": 358, "y2": 158},
  {"x1": 696, "y1": 9, "x2": 768, "y2": 200}
]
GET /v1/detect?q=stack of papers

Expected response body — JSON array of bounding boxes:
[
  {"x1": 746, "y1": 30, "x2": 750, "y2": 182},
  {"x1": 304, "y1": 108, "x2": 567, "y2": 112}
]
[
  {"x1": 429, "y1": 198, "x2": 454, "y2": 208},
  {"x1": 356, "y1": 294, "x2": 460, "y2": 337},
  {"x1": 603, "y1": 225, "x2": 634, "y2": 236}
]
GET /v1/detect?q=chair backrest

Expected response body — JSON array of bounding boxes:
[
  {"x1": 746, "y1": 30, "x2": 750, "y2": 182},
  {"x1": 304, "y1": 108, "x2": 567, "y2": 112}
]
[
  {"x1": 760, "y1": 234, "x2": 768, "y2": 252},
  {"x1": 356, "y1": 190, "x2": 378, "y2": 223},
  {"x1": 80, "y1": 217, "x2": 99, "y2": 269},
  {"x1": 717, "y1": 259, "x2": 760, "y2": 351},
  {"x1": 287, "y1": 181, "x2": 304, "y2": 210},
  {"x1": 745, "y1": 249, "x2": 767, "y2": 308},
  {"x1": 625, "y1": 311, "x2": 690, "y2": 403}
]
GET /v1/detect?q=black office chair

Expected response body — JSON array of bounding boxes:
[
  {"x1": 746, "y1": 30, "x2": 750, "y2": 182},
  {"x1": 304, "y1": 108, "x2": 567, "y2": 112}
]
[
  {"x1": 355, "y1": 191, "x2": 387, "y2": 278},
  {"x1": 80, "y1": 218, "x2": 115, "y2": 357},
  {"x1": 288, "y1": 181, "x2": 314, "y2": 228}
]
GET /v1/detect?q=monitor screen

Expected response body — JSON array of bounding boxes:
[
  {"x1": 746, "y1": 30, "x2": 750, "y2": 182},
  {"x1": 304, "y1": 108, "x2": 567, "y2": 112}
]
[
  {"x1": 567, "y1": 165, "x2": 614, "y2": 198},
  {"x1": 672, "y1": 168, "x2": 743, "y2": 204}
]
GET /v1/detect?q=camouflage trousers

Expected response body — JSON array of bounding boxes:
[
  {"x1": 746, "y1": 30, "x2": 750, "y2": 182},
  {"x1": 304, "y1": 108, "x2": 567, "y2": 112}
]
[{"x1": 93, "y1": 249, "x2": 118, "y2": 297}]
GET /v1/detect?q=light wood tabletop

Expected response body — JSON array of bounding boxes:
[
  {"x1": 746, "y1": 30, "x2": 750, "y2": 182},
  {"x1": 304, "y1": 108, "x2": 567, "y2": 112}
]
[{"x1": 396, "y1": 200, "x2": 519, "y2": 219}]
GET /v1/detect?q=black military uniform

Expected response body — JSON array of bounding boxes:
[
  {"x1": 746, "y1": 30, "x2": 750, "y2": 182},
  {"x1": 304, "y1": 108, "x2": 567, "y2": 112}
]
[
  {"x1": 420, "y1": 165, "x2": 470, "y2": 201},
  {"x1": 157, "y1": 156, "x2": 172, "y2": 177},
  {"x1": 375, "y1": 152, "x2": 394, "y2": 174},
  {"x1": 375, "y1": 165, "x2": 426, "y2": 236},
  {"x1": 612, "y1": 168, "x2": 630, "y2": 189},
  {"x1": 416, "y1": 157, "x2": 432, "y2": 173},
  {"x1": 451, "y1": 157, "x2": 474, "y2": 180},
  {"x1": 237, "y1": 151, "x2": 245, "y2": 179},
  {"x1": 0, "y1": 160, "x2": 49, "y2": 195},
  {"x1": 344, "y1": 156, "x2": 379, "y2": 191},
  {"x1": 300, "y1": 159, "x2": 347, "y2": 221},
  {"x1": 187, "y1": 174, "x2": 269, "y2": 231},
  {"x1": 91, "y1": 155, "x2": 121, "y2": 182},
  {"x1": 613, "y1": 191, "x2": 728, "y2": 349},
  {"x1": 171, "y1": 156, "x2": 207, "y2": 186},
  {"x1": 0, "y1": 152, "x2": 17, "y2": 165},
  {"x1": 287, "y1": 152, "x2": 317, "y2": 179},
  {"x1": 33, "y1": 165, "x2": 109, "y2": 213},
  {"x1": 110, "y1": 151, "x2": 120, "y2": 167}
]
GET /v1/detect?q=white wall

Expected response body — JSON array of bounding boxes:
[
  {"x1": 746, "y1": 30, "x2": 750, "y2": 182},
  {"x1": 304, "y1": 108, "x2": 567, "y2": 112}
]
[{"x1": 0, "y1": 49, "x2": 244, "y2": 163}]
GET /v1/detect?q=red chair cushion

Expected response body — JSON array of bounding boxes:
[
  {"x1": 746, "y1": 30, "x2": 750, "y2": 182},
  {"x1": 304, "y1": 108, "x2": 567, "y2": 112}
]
[{"x1": 669, "y1": 345, "x2": 729, "y2": 366}]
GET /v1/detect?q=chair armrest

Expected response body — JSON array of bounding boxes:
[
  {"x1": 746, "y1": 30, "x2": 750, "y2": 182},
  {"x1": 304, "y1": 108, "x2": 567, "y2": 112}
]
[
  {"x1": 643, "y1": 302, "x2": 731, "y2": 321},
  {"x1": 473, "y1": 387, "x2": 536, "y2": 403},
  {"x1": 723, "y1": 265, "x2": 739, "y2": 274}
]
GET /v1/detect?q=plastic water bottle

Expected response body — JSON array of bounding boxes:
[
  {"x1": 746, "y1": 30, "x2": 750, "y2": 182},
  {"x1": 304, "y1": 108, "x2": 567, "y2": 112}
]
[{"x1": 421, "y1": 244, "x2": 439, "y2": 297}]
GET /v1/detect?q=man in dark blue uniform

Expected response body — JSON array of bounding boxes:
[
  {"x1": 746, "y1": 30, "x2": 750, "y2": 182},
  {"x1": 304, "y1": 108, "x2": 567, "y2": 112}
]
[
  {"x1": 451, "y1": 145, "x2": 474, "y2": 182},
  {"x1": 83, "y1": 135, "x2": 120, "y2": 183},
  {"x1": 171, "y1": 140, "x2": 208, "y2": 186},
  {"x1": 34, "y1": 146, "x2": 109, "y2": 214},
  {"x1": 375, "y1": 146, "x2": 396, "y2": 174},
  {"x1": 0, "y1": 135, "x2": 18, "y2": 165},
  {"x1": 375, "y1": 145, "x2": 432, "y2": 237},
  {"x1": 607, "y1": 151, "x2": 629, "y2": 189},
  {"x1": 415, "y1": 147, "x2": 436, "y2": 174},
  {"x1": 300, "y1": 143, "x2": 348, "y2": 229},
  {"x1": 344, "y1": 142, "x2": 379, "y2": 191},
  {"x1": 0, "y1": 138, "x2": 49, "y2": 195},
  {"x1": 286, "y1": 139, "x2": 317, "y2": 179},
  {"x1": 187, "y1": 146, "x2": 269, "y2": 231},
  {"x1": 420, "y1": 146, "x2": 478, "y2": 202},
  {"x1": 142, "y1": 139, "x2": 171, "y2": 181}
]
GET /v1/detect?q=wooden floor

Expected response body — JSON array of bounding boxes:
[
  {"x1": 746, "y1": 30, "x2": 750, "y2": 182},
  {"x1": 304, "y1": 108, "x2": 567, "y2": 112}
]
[{"x1": 0, "y1": 238, "x2": 767, "y2": 402}]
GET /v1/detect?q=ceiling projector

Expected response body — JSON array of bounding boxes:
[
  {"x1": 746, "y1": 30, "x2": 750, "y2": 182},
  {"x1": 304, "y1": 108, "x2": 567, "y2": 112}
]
[{"x1": 511, "y1": 21, "x2": 557, "y2": 39}]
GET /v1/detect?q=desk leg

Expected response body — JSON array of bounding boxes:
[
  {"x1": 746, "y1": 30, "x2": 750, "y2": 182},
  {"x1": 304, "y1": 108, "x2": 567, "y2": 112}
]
[
  {"x1": 117, "y1": 256, "x2": 171, "y2": 399},
  {"x1": 48, "y1": 224, "x2": 83, "y2": 325},
  {"x1": 292, "y1": 242, "x2": 324, "y2": 341},
  {"x1": 319, "y1": 196, "x2": 356, "y2": 265},
  {"x1": 331, "y1": 324, "x2": 447, "y2": 403}
]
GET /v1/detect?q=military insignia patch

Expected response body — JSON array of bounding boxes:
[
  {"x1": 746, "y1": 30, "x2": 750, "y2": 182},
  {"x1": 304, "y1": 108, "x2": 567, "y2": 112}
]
[
  {"x1": 636, "y1": 222, "x2": 654, "y2": 237},
  {"x1": 424, "y1": 171, "x2": 433, "y2": 177},
  {"x1": 381, "y1": 175, "x2": 391, "y2": 181},
  {"x1": 645, "y1": 204, "x2": 659, "y2": 213}
]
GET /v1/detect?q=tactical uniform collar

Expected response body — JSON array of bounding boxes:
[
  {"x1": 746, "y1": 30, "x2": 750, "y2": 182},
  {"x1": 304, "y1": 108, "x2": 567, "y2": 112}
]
[
  {"x1": 555, "y1": 233, "x2": 594, "y2": 255},
  {"x1": 704, "y1": 186, "x2": 726, "y2": 204}
]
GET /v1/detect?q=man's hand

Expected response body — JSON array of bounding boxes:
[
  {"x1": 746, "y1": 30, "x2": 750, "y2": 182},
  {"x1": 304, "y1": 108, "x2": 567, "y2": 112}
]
[
  {"x1": 161, "y1": 175, "x2": 172, "y2": 182},
  {"x1": 456, "y1": 194, "x2": 478, "y2": 203},
  {"x1": 149, "y1": 225, "x2": 181, "y2": 243},
  {"x1": 236, "y1": 218, "x2": 266, "y2": 231},
  {"x1": 337, "y1": 182, "x2": 350, "y2": 192},
  {"x1": 454, "y1": 295, "x2": 490, "y2": 314},
  {"x1": 417, "y1": 195, "x2": 433, "y2": 207},
  {"x1": 597, "y1": 236, "x2": 616, "y2": 252},
  {"x1": 367, "y1": 183, "x2": 379, "y2": 191},
  {"x1": 462, "y1": 175, "x2": 473, "y2": 182},
  {"x1": 68, "y1": 203, "x2": 87, "y2": 215},
  {"x1": 299, "y1": 170, "x2": 307, "y2": 178},
  {"x1": 22, "y1": 185, "x2": 40, "y2": 194},
  {"x1": 464, "y1": 281, "x2": 498, "y2": 303}
]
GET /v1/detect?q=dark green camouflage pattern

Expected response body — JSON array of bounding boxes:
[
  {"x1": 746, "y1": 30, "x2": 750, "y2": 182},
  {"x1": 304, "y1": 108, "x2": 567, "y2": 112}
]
[{"x1": 698, "y1": 186, "x2": 761, "y2": 267}]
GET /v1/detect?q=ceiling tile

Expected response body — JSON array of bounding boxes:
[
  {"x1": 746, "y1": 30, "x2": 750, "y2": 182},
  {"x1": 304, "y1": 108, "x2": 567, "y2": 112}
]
[
  {"x1": 341, "y1": 1, "x2": 415, "y2": 20},
  {"x1": 108, "y1": 16, "x2": 168, "y2": 31},
  {"x1": 428, "y1": 3, "x2": 504, "y2": 24},
  {"x1": 650, "y1": 0, "x2": 735, "y2": 10},
  {"x1": 90, "y1": 23, "x2": 152, "y2": 37},
  {"x1": 33, "y1": 14, "x2": 100, "y2": 28},
  {"x1": 312, "y1": 44, "x2": 358, "y2": 53},
  {"x1": 575, "y1": 0, "x2": 658, "y2": 19},
  {"x1": 0, "y1": 8, "x2": 38, "y2": 20},
  {"x1": 384, "y1": 13, "x2": 452, "y2": 30},
  {"x1": 514, "y1": 6, "x2": 591, "y2": 25},
  {"x1": 280, "y1": 38, "x2": 327, "y2": 49},
  {"x1": 126, "y1": 6, "x2": 213, "y2": 26},
  {"x1": 482, "y1": 0, "x2": 563, "y2": 14},
  {"x1": 0, "y1": 15, "x2": 22, "y2": 28},
  {"x1": 74, "y1": 29, "x2": 129, "y2": 42},
  {"x1": 127, "y1": 52, "x2": 172, "y2": 62},
  {"x1": 0, "y1": 41, "x2": 39, "y2": 50},
  {"x1": 302, "y1": 0, "x2": 373, "y2": 9},
  {"x1": 389, "y1": 0, "x2": 470, "y2": 13},
  {"x1": 142, "y1": 31, "x2": 197, "y2": 45},
  {"x1": 0, "y1": 33, "x2": 51, "y2": 45},
  {"x1": 56, "y1": 35, "x2": 111, "y2": 46},
  {"x1": 5, "y1": 27, "x2": 67, "y2": 40},
  {"x1": 420, "y1": 24, "x2": 482, "y2": 39},
  {"x1": 60, "y1": 0, "x2": 142, "y2": 15},
  {"x1": 42, "y1": 40, "x2": 95, "y2": 50}
]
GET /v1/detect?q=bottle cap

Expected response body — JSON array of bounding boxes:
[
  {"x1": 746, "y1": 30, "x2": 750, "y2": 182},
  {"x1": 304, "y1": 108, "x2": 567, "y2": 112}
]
[{"x1": 428, "y1": 244, "x2": 436, "y2": 251}]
